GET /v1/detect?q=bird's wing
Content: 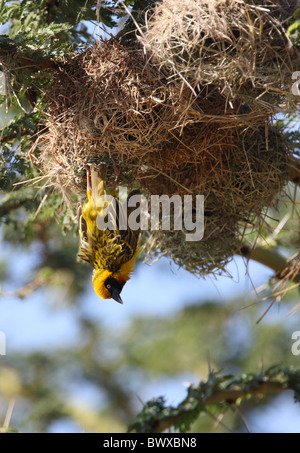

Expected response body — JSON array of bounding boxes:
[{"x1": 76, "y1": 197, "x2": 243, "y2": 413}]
[
  {"x1": 91, "y1": 163, "x2": 106, "y2": 204},
  {"x1": 77, "y1": 202, "x2": 94, "y2": 265},
  {"x1": 97, "y1": 190, "x2": 141, "y2": 269}
]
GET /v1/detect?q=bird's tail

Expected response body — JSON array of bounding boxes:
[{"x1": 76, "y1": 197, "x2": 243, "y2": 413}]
[{"x1": 91, "y1": 163, "x2": 107, "y2": 203}]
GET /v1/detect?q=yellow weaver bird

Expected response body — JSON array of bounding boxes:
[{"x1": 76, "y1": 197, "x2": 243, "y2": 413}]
[{"x1": 77, "y1": 163, "x2": 140, "y2": 304}]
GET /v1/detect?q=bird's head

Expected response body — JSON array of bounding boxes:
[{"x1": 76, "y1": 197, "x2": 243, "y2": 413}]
[{"x1": 92, "y1": 269, "x2": 125, "y2": 304}]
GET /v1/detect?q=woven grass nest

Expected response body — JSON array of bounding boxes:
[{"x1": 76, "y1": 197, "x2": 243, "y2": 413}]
[
  {"x1": 140, "y1": 0, "x2": 299, "y2": 115},
  {"x1": 37, "y1": 0, "x2": 298, "y2": 277}
]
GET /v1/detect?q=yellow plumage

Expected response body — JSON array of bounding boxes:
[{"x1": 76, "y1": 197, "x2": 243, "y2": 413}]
[{"x1": 77, "y1": 163, "x2": 140, "y2": 303}]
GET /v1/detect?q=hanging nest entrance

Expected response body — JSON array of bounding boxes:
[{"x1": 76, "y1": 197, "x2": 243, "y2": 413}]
[{"x1": 36, "y1": 0, "x2": 299, "y2": 277}]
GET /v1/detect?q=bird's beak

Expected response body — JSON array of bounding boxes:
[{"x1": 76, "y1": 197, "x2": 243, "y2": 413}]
[{"x1": 111, "y1": 288, "x2": 123, "y2": 304}]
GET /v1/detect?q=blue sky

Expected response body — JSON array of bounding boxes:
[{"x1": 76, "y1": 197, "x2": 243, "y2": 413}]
[{"x1": 1, "y1": 237, "x2": 300, "y2": 432}]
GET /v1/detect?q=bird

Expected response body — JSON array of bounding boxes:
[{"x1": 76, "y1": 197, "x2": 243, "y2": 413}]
[{"x1": 77, "y1": 162, "x2": 140, "y2": 304}]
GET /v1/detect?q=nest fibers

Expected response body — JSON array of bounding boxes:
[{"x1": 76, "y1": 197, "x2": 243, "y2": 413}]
[
  {"x1": 38, "y1": 36, "x2": 292, "y2": 276},
  {"x1": 41, "y1": 41, "x2": 192, "y2": 195},
  {"x1": 140, "y1": 0, "x2": 300, "y2": 115},
  {"x1": 142, "y1": 124, "x2": 290, "y2": 275}
]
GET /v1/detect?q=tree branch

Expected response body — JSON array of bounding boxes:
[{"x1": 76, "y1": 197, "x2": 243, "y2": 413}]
[
  {"x1": 238, "y1": 246, "x2": 300, "y2": 284},
  {"x1": 0, "y1": 127, "x2": 35, "y2": 143},
  {"x1": 0, "y1": 38, "x2": 59, "y2": 71},
  {"x1": 129, "y1": 367, "x2": 300, "y2": 433},
  {"x1": 150, "y1": 381, "x2": 290, "y2": 433},
  {"x1": 0, "y1": 50, "x2": 58, "y2": 71},
  {"x1": 289, "y1": 157, "x2": 300, "y2": 186}
]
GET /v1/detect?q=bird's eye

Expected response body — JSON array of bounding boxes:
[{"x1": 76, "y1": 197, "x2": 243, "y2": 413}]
[{"x1": 106, "y1": 284, "x2": 111, "y2": 289}]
